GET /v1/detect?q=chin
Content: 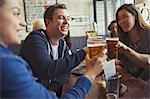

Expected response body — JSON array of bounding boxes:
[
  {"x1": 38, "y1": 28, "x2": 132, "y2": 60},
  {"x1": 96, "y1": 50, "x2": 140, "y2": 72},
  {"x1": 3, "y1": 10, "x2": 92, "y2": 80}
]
[
  {"x1": 14, "y1": 38, "x2": 22, "y2": 45},
  {"x1": 123, "y1": 29, "x2": 130, "y2": 32},
  {"x1": 60, "y1": 32, "x2": 67, "y2": 37},
  {"x1": 17, "y1": 40, "x2": 22, "y2": 45},
  {"x1": 63, "y1": 31, "x2": 68, "y2": 35}
]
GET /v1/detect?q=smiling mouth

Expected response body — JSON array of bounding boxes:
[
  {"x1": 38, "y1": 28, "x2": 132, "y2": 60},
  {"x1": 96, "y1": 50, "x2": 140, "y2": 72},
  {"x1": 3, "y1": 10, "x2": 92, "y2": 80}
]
[
  {"x1": 16, "y1": 29, "x2": 23, "y2": 35},
  {"x1": 16, "y1": 28, "x2": 23, "y2": 32},
  {"x1": 61, "y1": 26, "x2": 68, "y2": 31},
  {"x1": 121, "y1": 25, "x2": 127, "y2": 29}
]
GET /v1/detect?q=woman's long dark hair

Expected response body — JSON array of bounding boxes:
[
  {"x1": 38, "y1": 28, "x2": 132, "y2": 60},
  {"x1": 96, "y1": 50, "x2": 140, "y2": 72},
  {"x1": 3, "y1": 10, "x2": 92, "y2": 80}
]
[{"x1": 64, "y1": 30, "x2": 71, "y2": 49}]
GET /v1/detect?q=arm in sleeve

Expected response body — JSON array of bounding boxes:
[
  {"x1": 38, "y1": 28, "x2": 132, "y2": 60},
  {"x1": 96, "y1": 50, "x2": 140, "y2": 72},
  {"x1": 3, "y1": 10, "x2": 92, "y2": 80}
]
[
  {"x1": 62, "y1": 76, "x2": 92, "y2": 99},
  {"x1": 1, "y1": 56, "x2": 57, "y2": 99},
  {"x1": 20, "y1": 32, "x2": 86, "y2": 80},
  {"x1": 120, "y1": 30, "x2": 150, "y2": 69},
  {"x1": 1, "y1": 56, "x2": 92, "y2": 99}
]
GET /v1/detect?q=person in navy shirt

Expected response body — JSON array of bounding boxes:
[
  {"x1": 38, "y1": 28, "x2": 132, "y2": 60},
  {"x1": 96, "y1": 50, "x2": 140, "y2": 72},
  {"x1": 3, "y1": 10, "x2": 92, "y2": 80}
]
[{"x1": 20, "y1": 4, "x2": 88, "y2": 96}]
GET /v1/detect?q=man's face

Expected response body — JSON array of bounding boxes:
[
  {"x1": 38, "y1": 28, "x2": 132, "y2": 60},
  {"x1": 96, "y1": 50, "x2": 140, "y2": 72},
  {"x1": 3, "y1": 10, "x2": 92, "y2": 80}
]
[{"x1": 48, "y1": 8, "x2": 70, "y2": 38}]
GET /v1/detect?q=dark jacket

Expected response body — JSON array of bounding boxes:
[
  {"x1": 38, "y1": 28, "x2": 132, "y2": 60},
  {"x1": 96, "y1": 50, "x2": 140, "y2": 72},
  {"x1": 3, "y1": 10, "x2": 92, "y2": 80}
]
[{"x1": 20, "y1": 29, "x2": 86, "y2": 93}]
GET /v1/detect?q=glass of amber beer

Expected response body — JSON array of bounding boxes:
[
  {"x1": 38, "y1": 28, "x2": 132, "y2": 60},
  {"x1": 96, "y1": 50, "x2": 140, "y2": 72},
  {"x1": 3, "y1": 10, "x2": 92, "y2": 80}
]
[
  {"x1": 86, "y1": 36, "x2": 106, "y2": 62},
  {"x1": 106, "y1": 37, "x2": 119, "y2": 60},
  {"x1": 86, "y1": 30, "x2": 98, "y2": 38}
]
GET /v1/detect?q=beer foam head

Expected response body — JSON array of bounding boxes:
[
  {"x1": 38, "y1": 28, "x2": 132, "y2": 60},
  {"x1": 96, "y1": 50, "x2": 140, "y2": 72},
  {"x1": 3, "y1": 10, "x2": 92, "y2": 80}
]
[
  {"x1": 106, "y1": 37, "x2": 119, "y2": 41},
  {"x1": 87, "y1": 36, "x2": 106, "y2": 47},
  {"x1": 87, "y1": 37, "x2": 102, "y2": 44},
  {"x1": 87, "y1": 42, "x2": 106, "y2": 47}
]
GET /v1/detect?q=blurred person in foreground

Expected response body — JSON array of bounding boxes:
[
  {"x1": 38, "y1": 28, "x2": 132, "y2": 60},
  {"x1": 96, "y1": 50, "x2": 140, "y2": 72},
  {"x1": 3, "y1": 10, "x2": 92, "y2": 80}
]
[
  {"x1": 0, "y1": 0, "x2": 107, "y2": 98},
  {"x1": 108, "y1": 20, "x2": 118, "y2": 37},
  {"x1": 116, "y1": 4, "x2": 150, "y2": 82}
]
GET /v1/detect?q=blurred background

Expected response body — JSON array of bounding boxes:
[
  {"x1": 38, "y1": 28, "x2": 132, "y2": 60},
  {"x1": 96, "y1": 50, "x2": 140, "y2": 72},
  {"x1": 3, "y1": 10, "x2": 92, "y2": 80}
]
[{"x1": 9, "y1": 0, "x2": 149, "y2": 54}]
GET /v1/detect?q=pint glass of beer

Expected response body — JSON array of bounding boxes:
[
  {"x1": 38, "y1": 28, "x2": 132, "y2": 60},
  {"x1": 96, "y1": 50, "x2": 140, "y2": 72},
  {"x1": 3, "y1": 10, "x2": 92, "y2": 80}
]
[
  {"x1": 106, "y1": 37, "x2": 119, "y2": 60},
  {"x1": 86, "y1": 37, "x2": 106, "y2": 62},
  {"x1": 86, "y1": 30, "x2": 98, "y2": 38}
]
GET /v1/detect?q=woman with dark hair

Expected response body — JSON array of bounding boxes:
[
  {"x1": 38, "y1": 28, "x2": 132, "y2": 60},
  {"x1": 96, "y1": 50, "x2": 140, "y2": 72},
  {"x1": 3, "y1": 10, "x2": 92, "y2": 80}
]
[
  {"x1": 108, "y1": 20, "x2": 118, "y2": 37},
  {"x1": 64, "y1": 30, "x2": 71, "y2": 49},
  {"x1": 116, "y1": 4, "x2": 150, "y2": 81}
]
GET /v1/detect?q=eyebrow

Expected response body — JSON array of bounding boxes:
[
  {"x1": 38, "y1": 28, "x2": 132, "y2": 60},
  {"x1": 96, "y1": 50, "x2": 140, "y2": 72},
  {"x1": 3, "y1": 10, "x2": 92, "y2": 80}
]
[{"x1": 11, "y1": 7, "x2": 21, "y2": 12}]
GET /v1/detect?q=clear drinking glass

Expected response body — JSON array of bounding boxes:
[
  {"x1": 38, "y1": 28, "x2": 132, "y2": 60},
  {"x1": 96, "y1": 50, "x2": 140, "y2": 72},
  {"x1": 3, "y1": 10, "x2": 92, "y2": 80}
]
[
  {"x1": 106, "y1": 74, "x2": 122, "y2": 99},
  {"x1": 86, "y1": 36, "x2": 106, "y2": 62},
  {"x1": 106, "y1": 93, "x2": 118, "y2": 99},
  {"x1": 106, "y1": 37, "x2": 119, "y2": 60}
]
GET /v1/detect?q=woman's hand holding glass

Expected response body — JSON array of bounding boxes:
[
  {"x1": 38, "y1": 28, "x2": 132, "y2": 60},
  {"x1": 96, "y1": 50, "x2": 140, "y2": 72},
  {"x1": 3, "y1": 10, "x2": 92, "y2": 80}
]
[{"x1": 116, "y1": 41, "x2": 128, "y2": 54}]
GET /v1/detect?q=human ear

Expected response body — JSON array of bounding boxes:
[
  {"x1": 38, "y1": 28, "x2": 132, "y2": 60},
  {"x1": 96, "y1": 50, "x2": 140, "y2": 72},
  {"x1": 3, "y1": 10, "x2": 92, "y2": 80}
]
[{"x1": 45, "y1": 18, "x2": 51, "y2": 26}]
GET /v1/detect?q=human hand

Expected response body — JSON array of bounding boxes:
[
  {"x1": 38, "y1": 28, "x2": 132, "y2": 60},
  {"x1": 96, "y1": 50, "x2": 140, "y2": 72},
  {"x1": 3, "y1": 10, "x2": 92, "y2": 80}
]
[
  {"x1": 84, "y1": 53, "x2": 107, "y2": 81},
  {"x1": 116, "y1": 41, "x2": 128, "y2": 54},
  {"x1": 115, "y1": 59, "x2": 122, "y2": 65},
  {"x1": 83, "y1": 47, "x2": 88, "y2": 54}
]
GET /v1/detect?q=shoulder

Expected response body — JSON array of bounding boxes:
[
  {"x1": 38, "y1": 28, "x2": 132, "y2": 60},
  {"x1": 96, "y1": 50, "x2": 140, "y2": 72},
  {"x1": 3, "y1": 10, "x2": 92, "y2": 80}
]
[
  {"x1": 1, "y1": 52, "x2": 33, "y2": 77},
  {"x1": 1, "y1": 53, "x2": 28, "y2": 70},
  {"x1": 141, "y1": 28, "x2": 150, "y2": 34},
  {"x1": 25, "y1": 29, "x2": 47, "y2": 41},
  {"x1": 140, "y1": 29, "x2": 150, "y2": 39},
  {"x1": 145, "y1": 29, "x2": 150, "y2": 37},
  {"x1": 22, "y1": 29, "x2": 48, "y2": 46},
  {"x1": 146, "y1": 29, "x2": 150, "y2": 35},
  {"x1": 1, "y1": 54, "x2": 33, "y2": 85}
]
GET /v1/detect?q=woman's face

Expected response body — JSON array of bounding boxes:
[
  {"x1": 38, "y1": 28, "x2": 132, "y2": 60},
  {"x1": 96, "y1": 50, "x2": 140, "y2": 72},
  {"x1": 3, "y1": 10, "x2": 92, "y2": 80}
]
[
  {"x1": 0, "y1": 0, "x2": 26, "y2": 47},
  {"x1": 117, "y1": 9, "x2": 136, "y2": 32}
]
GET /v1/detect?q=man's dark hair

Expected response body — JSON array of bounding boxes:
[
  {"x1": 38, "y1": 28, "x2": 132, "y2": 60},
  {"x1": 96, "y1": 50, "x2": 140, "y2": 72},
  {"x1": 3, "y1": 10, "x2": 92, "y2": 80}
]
[{"x1": 44, "y1": 4, "x2": 67, "y2": 27}]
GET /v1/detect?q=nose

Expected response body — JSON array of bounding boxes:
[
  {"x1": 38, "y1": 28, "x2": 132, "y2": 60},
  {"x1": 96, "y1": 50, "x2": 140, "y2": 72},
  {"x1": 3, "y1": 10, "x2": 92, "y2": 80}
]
[
  {"x1": 20, "y1": 19, "x2": 27, "y2": 27},
  {"x1": 63, "y1": 17, "x2": 70, "y2": 24},
  {"x1": 120, "y1": 17, "x2": 126, "y2": 24},
  {"x1": 118, "y1": 19, "x2": 124, "y2": 26}
]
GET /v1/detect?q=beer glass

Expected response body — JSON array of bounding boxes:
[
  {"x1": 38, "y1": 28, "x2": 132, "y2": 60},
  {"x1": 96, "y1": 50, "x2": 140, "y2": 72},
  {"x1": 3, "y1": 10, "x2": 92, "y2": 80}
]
[
  {"x1": 106, "y1": 74, "x2": 122, "y2": 99},
  {"x1": 86, "y1": 30, "x2": 98, "y2": 38},
  {"x1": 106, "y1": 37, "x2": 119, "y2": 60},
  {"x1": 86, "y1": 37, "x2": 106, "y2": 62}
]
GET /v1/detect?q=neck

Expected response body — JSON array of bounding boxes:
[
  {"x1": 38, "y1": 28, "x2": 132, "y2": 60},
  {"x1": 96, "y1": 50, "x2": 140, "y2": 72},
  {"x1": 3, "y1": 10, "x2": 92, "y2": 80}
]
[
  {"x1": 50, "y1": 38, "x2": 59, "y2": 45},
  {"x1": 46, "y1": 28, "x2": 59, "y2": 45},
  {"x1": 128, "y1": 27, "x2": 140, "y2": 43},
  {"x1": 0, "y1": 39, "x2": 8, "y2": 48}
]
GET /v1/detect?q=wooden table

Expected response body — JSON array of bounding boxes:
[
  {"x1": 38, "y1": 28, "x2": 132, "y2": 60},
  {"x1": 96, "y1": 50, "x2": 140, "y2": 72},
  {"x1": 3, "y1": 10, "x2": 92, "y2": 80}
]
[{"x1": 62, "y1": 66, "x2": 150, "y2": 99}]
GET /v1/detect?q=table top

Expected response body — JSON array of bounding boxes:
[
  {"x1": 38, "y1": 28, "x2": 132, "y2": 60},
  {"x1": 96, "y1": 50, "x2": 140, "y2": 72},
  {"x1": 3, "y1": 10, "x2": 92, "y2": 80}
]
[{"x1": 62, "y1": 66, "x2": 150, "y2": 99}]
